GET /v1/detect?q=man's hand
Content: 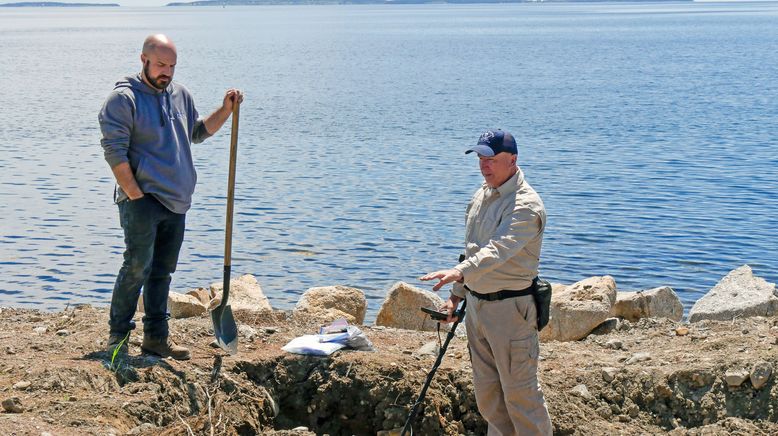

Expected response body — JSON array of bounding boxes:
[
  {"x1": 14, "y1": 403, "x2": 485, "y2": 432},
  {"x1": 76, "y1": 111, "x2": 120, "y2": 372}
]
[
  {"x1": 420, "y1": 268, "x2": 463, "y2": 292},
  {"x1": 222, "y1": 88, "x2": 244, "y2": 112},
  {"x1": 203, "y1": 88, "x2": 244, "y2": 135},
  {"x1": 441, "y1": 295, "x2": 462, "y2": 323}
]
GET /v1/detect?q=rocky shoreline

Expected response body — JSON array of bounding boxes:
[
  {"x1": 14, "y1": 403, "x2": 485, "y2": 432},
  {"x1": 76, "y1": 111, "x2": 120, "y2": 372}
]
[{"x1": 1, "y1": 265, "x2": 776, "y2": 435}]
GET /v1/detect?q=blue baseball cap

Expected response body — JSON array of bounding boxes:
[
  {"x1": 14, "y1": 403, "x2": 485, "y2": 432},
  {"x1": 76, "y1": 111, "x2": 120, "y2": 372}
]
[{"x1": 465, "y1": 129, "x2": 517, "y2": 156}]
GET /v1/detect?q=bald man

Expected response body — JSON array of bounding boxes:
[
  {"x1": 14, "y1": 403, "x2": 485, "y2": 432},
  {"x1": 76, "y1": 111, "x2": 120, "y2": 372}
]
[{"x1": 99, "y1": 34, "x2": 243, "y2": 360}]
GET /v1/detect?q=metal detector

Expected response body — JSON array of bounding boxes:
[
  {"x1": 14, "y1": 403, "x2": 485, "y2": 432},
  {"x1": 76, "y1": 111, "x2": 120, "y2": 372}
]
[{"x1": 401, "y1": 299, "x2": 467, "y2": 436}]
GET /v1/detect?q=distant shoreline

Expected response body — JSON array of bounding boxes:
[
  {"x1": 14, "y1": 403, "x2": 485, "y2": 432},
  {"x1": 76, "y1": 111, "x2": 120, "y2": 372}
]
[
  {"x1": 166, "y1": 0, "x2": 692, "y2": 6},
  {"x1": 0, "y1": 1, "x2": 118, "y2": 6},
  {"x1": 0, "y1": 0, "x2": 696, "y2": 7}
]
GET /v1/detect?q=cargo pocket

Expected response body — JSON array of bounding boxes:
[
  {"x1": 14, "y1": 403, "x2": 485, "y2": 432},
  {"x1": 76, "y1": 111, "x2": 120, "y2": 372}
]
[{"x1": 510, "y1": 335, "x2": 540, "y2": 387}]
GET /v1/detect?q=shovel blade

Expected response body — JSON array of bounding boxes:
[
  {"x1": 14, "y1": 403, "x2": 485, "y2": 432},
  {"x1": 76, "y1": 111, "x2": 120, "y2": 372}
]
[{"x1": 211, "y1": 304, "x2": 238, "y2": 355}]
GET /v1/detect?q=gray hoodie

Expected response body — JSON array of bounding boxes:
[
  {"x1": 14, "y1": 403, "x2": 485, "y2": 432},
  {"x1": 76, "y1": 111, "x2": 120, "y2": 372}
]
[{"x1": 99, "y1": 74, "x2": 211, "y2": 214}]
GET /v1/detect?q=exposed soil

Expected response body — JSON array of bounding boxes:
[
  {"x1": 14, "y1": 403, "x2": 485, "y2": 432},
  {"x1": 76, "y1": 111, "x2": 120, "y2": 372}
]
[{"x1": 1, "y1": 305, "x2": 777, "y2": 435}]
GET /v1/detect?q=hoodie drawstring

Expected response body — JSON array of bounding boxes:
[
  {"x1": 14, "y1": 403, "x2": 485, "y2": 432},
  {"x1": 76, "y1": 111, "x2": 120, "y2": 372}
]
[{"x1": 157, "y1": 93, "x2": 166, "y2": 127}]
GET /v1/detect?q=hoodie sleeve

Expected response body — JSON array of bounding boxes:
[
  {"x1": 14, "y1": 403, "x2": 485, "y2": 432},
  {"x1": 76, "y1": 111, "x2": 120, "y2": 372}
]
[
  {"x1": 192, "y1": 118, "x2": 212, "y2": 144},
  {"x1": 98, "y1": 90, "x2": 134, "y2": 168}
]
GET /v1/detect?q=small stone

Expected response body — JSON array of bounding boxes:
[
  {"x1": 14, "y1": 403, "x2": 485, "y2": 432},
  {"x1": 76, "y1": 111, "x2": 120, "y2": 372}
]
[
  {"x1": 618, "y1": 414, "x2": 631, "y2": 422},
  {"x1": 5, "y1": 347, "x2": 15, "y2": 355},
  {"x1": 33, "y1": 326, "x2": 47, "y2": 334},
  {"x1": 264, "y1": 327, "x2": 278, "y2": 334},
  {"x1": 626, "y1": 352, "x2": 651, "y2": 365},
  {"x1": 675, "y1": 326, "x2": 689, "y2": 336},
  {"x1": 602, "y1": 367, "x2": 619, "y2": 383},
  {"x1": 293, "y1": 426, "x2": 309, "y2": 431},
  {"x1": 596, "y1": 405, "x2": 612, "y2": 419},
  {"x1": 127, "y1": 423, "x2": 156, "y2": 435},
  {"x1": 56, "y1": 329, "x2": 70, "y2": 337},
  {"x1": 238, "y1": 325, "x2": 257, "y2": 340},
  {"x1": 2, "y1": 397, "x2": 24, "y2": 413},
  {"x1": 29, "y1": 315, "x2": 42, "y2": 322},
  {"x1": 627, "y1": 404, "x2": 640, "y2": 418},
  {"x1": 12, "y1": 381, "x2": 31, "y2": 390},
  {"x1": 605, "y1": 339, "x2": 623, "y2": 350},
  {"x1": 209, "y1": 340, "x2": 219, "y2": 348},
  {"x1": 415, "y1": 341, "x2": 440, "y2": 356},
  {"x1": 742, "y1": 329, "x2": 749, "y2": 334},
  {"x1": 570, "y1": 384, "x2": 591, "y2": 400},
  {"x1": 750, "y1": 362, "x2": 773, "y2": 389},
  {"x1": 402, "y1": 350, "x2": 412, "y2": 355}
]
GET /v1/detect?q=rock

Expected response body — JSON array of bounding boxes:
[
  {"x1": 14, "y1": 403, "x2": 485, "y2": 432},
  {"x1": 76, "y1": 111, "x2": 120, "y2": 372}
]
[
  {"x1": 725, "y1": 370, "x2": 750, "y2": 387},
  {"x1": 264, "y1": 327, "x2": 278, "y2": 334},
  {"x1": 374, "y1": 282, "x2": 446, "y2": 332},
  {"x1": 750, "y1": 361, "x2": 773, "y2": 389},
  {"x1": 167, "y1": 292, "x2": 207, "y2": 319},
  {"x1": 689, "y1": 265, "x2": 778, "y2": 323},
  {"x1": 596, "y1": 405, "x2": 612, "y2": 419},
  {"x1": 627, "y1": 404, "x2": 640, "y2": 418},
  {"x1": 415, "y1": 341, "x2": 440, "y2": 356},
  {"x1": 626, "y1": 352, "x2": 651, "y2": 365},
  {"x1": 675, "y1": 326, "x2": 689, "y2": 336},
  {"x1": 570, "y1": 384, "x2": 591, "y2": 400},
  {"x1": 605, "y1": 339, "x2": 623, "y2": 350},
  {"x1": 56, "y1": 329, "x2": 70, "y2": 336},
  {"x1": 540, "y1": 276, "x2": 618, "y2": 342},
  {"x1": 186, "y1": 287, "x2": 213, "y2": 306},
  {"x1": 33, "y1": 326, "x2": 47, "y2": 334},
  {"x1": 294, "y1": 285, "x2": 367, "y2": 325},
  {"x1": 602, "y1": 367, "x2": 619, "y2": 383},
  {"x1": 210, "y1": 274, "x2": 273, "y2": 312},
  {"x1": 613, "y1": 286, "x2": 683, "y2": 322},
  {"x1": 12, "y1": 381, "x2": 31, "y2": 390},
  {"x1": 2, "y1": 397, "x2": 23, "y2": 413},
  {"x1": 238, "y1": 325, "x2": 258, "y2": 340},
  {"x1": 590, "y1": 318, "x2": 619, "y2": 335},
  {"x1": 127, "y1": 423, "x2": 156, "y2": 435}
]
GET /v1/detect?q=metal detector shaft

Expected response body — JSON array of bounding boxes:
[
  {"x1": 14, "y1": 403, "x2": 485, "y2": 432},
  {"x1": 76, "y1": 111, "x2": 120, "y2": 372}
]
[{"x1": 401, "y1": 299, "x2": 467, "y2": 436}]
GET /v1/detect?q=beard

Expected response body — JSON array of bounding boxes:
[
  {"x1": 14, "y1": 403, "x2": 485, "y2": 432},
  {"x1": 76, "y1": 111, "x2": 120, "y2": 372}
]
[{"x1": 144, "y1": 60, "x2": 171, "y2": 90}]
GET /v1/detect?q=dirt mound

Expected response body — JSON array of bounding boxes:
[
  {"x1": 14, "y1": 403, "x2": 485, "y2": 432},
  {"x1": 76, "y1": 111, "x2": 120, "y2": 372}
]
[{"x1": 0, "y1": 305, "x2": 776, "y2": 435}]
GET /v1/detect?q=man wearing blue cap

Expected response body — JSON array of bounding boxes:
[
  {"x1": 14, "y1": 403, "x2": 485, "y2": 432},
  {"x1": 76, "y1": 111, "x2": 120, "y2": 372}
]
[{"x1": 421, "y1": 129, "x2": 552, "y2": 435}]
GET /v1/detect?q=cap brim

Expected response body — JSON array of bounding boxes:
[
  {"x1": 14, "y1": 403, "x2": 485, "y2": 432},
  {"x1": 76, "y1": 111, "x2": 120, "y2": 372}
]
[{"x1": 465, "y1": 144, "x2": 495, "y2": 157}]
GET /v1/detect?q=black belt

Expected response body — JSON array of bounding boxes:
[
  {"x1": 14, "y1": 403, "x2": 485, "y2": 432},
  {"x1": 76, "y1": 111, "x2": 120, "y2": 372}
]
[{"x1": 467, "y1": 285, "x2": 533, "y2": 302}]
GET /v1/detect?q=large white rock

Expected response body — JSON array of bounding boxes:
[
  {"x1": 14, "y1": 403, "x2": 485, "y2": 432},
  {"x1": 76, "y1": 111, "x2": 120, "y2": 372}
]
[
  {"x1": 688, "y1": 265, "x2": 778, "y2": 323},
  {"x1": 375, "y1": 282, "x2": 446, "y2": 332},
  {"x1": 612, "y1": 286, "x2": 684, "y2": 322},
  {"x1": 294, "y1": 285, "x2": 367, "y2": 325},
  {"x1": 539, "y1": 276, "x2": 617, "y2": 342},
  {"x1": 167, "y1": 292, "x2": 207, "y2": 319},
  {"x1": 210, "y1": 274, "x2": 273, "y2": 312}
]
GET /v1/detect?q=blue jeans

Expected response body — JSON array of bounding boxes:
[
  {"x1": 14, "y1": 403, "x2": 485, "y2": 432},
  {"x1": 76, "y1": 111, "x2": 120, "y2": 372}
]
[{"x1": 109, "y1": 195, "x2": 186, "y2": 339}]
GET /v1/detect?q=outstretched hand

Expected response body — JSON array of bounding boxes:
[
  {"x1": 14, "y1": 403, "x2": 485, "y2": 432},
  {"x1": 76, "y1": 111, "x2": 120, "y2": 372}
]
[{"x1": 419, "y1": 268, "x2": 463, "y2": 292}]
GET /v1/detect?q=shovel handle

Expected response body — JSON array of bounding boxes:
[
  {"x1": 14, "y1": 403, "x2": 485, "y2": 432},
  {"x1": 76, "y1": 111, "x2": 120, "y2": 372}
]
[{"x1": 224, "y1": 100, "x2": 240, "y2": 268}]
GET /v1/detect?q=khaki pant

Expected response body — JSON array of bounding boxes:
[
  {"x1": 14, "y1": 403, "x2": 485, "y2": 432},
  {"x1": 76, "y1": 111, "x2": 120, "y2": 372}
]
[{"x1": 465, "y1": 293, "x2": 552, "y2": 436}]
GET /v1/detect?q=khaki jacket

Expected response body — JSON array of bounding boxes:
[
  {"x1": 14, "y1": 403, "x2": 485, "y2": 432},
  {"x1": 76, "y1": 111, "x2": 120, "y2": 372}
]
[{"x1": 452, "y1": 168, "x2": 546, "y2": 298}]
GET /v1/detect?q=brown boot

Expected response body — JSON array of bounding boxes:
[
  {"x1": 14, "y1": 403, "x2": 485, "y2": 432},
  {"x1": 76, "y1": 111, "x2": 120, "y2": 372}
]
[
  {"x1": 141, "y1": 335, "x2": 191, "y2": 360},
  {"x1": 107, "y1": 333, "x2": 130, "y2": 356}
]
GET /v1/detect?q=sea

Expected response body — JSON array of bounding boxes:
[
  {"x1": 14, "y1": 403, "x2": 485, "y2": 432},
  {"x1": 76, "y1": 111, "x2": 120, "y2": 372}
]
[{"x1": 0, "y1": 2, "x2": 776, "y2": 322}]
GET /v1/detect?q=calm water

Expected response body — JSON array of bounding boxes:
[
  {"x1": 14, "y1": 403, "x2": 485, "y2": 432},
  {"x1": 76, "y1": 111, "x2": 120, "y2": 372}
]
[{"x1": 1, "y1": 2, "x2": 776, "y2": 321}]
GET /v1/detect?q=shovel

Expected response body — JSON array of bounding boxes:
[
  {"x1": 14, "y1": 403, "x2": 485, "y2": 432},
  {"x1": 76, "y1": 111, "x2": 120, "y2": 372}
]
[{"x1": 211, "y1": 99, "x2": 241, "y2": 355}]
